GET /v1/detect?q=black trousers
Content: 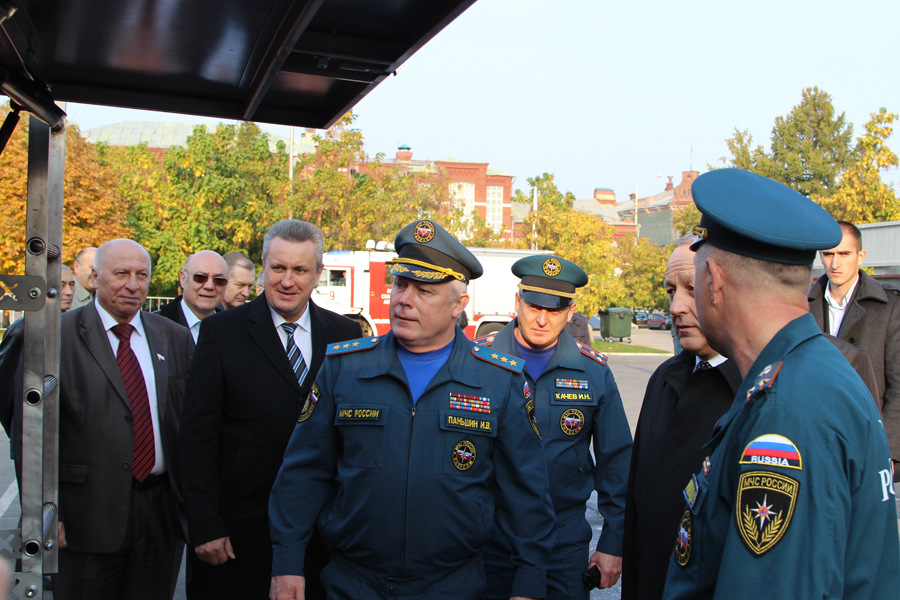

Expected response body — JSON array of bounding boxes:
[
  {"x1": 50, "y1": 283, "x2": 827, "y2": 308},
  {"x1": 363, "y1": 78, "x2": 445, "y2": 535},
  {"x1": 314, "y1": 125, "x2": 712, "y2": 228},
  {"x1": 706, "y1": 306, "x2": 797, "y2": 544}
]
[{"x1": 52, "y1": 480, "x2": 183, "y2": 600}]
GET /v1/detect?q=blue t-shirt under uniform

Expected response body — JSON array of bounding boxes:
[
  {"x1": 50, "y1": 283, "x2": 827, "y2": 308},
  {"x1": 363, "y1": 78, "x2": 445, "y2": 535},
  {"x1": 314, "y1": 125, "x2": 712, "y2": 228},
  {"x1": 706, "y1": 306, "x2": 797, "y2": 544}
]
[
  {"x1": 514, "y1": 337, "x2": 556, "y2": 380},
  {"x1": 397, "y1": 338, "x2": 455, "y2": 405}
]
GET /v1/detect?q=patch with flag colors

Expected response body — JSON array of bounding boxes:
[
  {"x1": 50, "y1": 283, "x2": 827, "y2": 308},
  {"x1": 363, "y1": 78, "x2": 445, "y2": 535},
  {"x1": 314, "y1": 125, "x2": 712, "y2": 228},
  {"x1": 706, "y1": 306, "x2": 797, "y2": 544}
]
[
  {"x1": 556, "y1": 378, "x2": 588, "y2": 389},
  {"x1": 739, "y1": 434, "x2": 802, "y2": 470}
]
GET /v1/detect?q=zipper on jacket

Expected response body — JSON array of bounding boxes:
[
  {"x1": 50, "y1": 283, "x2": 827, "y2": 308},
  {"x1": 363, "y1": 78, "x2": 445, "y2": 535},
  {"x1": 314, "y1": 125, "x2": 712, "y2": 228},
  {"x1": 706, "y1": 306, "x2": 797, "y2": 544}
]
[{"x1": 400, "y1": 403, "x2": 416, "y2": 577}]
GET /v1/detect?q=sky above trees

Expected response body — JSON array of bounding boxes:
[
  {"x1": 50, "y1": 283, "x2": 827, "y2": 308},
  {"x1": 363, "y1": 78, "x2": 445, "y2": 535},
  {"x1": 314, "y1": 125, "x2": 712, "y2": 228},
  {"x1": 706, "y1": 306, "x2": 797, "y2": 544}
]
[{"x1": 64, "y1": 0, "x2": 900, "y2": 204}]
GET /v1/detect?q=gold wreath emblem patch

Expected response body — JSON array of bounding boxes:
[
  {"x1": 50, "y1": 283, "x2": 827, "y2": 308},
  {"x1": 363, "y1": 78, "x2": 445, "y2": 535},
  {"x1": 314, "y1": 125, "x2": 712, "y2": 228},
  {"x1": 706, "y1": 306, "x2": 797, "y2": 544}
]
[
  {"x1": 560, "y1": 408, "x2": 585, "y2": 436},
  {"x1": 452, "y1": 440, "x2": 477, "y2": 470},
  {"x1": 674, "y1": 509, "x2": 692, "y2": 566},
  {"x1": 542, "y1": 257, "x2": 562, "y2": 277},
  {"x1": 526, "y1": 398, "x2": 541, "y2": 440},
  {"x1": 735, "y1": 471, "x2": 799, "y2": 556},
  {"x1": 298, "y1": 383, "x2": 320, "y2": 423},
  {"x1": 413, "y1": 220, "x2": 436, "y2": 243}
]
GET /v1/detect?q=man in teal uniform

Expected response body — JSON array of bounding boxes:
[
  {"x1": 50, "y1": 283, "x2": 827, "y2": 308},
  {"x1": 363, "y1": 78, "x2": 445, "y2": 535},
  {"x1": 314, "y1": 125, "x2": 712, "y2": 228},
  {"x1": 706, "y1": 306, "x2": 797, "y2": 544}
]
[
  {"x1": 268, "y1": 220, "x2": 556, "y2": 600},
  {"x1": 480, "y1": 255, "x2": 632, "y2": 598},
  {"x1": 662, "y1": 169, "x2": 899, "y2": 599}
]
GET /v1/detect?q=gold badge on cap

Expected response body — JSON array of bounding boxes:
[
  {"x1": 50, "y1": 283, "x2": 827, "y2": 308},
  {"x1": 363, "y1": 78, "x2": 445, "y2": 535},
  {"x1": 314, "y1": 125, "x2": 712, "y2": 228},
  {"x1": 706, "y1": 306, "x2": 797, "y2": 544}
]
[
  {"x1": 413, "y1": 220, "x2": 436, "y2": 243},
  {"x1": 452, "y1": 440, "x2": 477, "y2": 470},
  {"x1": 542, "y1": 257, "x2": 562, "y2": 277}
]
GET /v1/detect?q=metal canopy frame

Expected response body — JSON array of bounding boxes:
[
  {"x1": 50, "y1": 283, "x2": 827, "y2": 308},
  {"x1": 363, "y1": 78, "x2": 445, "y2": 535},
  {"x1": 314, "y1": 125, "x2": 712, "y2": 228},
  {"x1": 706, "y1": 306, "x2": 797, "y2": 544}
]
[
  {"x1": 0, "y1": 0, "x2": 477, "y2": 595},
  {"x1": 0, "y1": 0, "x2": 477, "y2": 129}
]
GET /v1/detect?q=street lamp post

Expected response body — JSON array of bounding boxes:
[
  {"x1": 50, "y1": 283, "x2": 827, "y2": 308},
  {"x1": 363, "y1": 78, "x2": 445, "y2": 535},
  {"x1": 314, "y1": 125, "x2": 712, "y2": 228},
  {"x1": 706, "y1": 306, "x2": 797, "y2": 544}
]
[{"x1": 634, "y1": 174, "x2": 662, "y2": 241}]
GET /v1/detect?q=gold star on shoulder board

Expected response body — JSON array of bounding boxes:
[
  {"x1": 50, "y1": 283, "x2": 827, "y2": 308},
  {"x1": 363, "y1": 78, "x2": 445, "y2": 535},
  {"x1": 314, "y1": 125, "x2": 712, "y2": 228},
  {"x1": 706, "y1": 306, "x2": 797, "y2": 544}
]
[
  {"x1": 509, "y1": 360, "x2": 518, "y2": 366},
  {"x1": 342, "y1": 343, "x2": 350, "y2": 348},
  {"x1": 491, "y1": 353, "x2": 499, "y2": 359},
  {"x1": 352, "y1": 341, "x2": 360, "y2": 346},
  {"x1": 500, "y1": 356, "x2": 509, "y2": 363},
  {"x1": 333, "y1": 345, "x2": 341, "y2": 350}
]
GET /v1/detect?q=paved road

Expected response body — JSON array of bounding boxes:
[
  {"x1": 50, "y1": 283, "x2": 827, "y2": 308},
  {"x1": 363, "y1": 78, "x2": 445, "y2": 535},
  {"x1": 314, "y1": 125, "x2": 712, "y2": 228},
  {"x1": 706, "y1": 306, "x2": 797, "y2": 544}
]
[{"x1": 0, "y1": 353, "x2": 670, "y2": 599}]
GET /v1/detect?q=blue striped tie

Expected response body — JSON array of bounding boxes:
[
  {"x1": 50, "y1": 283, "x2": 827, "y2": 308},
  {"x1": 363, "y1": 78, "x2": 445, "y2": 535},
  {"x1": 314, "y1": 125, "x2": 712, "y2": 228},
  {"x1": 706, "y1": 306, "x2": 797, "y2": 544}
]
[{"x1": 281, "y1": 322, "x2": 309, "y2": 387}]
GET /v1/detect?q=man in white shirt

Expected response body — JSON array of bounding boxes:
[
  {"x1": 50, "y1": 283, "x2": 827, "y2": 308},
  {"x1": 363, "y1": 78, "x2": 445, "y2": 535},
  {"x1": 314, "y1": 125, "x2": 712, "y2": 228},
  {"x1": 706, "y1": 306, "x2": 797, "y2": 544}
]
[
  {"x1": 55, "y1": 239, "x2": 193, "y2": 600},
  {"x1": 156, "y1": 251, "x2": 228, "y2": 343}
]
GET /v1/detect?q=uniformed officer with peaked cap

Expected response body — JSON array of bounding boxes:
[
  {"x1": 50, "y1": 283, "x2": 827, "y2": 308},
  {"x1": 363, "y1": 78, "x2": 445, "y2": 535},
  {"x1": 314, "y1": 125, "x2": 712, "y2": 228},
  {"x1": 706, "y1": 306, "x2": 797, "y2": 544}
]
[
  {"x1": 479, "y1": 254, "x2": 632, "y2": 599},
  {"x1": 662, "y1": 169, "x2": 899, "y2": 599},
  {"x1": 269, "y1": 219, "x2": 556, "y2": 600}
]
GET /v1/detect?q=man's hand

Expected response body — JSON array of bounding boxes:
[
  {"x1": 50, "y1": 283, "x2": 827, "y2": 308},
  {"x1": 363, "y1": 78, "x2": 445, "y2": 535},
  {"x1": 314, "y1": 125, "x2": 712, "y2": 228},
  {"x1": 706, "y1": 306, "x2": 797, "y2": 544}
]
[
  {"x1": 589, "y1": 551, "x2": 622, "y2": 589},
  {"x1": 194, "y1": 536, "x2": 235, "y2": 566},
  {"x1": 58, "y1": 522, "x2": 66, "y2": 549},
  {"x1": 270, "y1": 575, "x2": 305, "y2": 600}
]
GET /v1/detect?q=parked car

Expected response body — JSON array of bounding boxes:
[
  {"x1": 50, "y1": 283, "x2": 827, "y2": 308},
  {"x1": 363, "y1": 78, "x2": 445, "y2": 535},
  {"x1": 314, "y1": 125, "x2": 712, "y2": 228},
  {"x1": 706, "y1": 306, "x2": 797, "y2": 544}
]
[
  {"x1": 648, "y1": 312, "x2": 670, "y2": 330},
  {"x1": 633, "y1": 310, "x2": 648, "y2": 327}
]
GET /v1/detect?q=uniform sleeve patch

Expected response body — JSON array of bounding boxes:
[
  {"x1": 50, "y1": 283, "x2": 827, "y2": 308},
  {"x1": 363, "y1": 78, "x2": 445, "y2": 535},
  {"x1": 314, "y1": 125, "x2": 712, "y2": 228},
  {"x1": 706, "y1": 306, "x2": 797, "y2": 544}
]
[
  {"x1": 576, "y1": 341, "x2": 608, "y2": 366},
  {"x1": 736, "y1": 471, "x2": 799, "y2": 556},
  {"x1": 744, "y1": 361, "x2": 783, "y2": 404},
  {"x1": 473, "y1": 334, "x2": 495, "y2": 346},
  {"x1": 740, "y1": 434, "x2": 802, "y2": 470},
  {"x1": 298, "y1": 383, "x2": 320, "y2": 423},
  {"x1": 327, "y1": 336, "x2": 380, "y2": 356},
  {"x1": 471, "y1": 346, "x2": 523, "y2": 373}
]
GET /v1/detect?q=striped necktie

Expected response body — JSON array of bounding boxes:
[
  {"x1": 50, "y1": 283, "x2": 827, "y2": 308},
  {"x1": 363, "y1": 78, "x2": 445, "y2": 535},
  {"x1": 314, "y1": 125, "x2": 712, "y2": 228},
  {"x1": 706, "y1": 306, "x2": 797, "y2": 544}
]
[
  {"x1": 697, "y1": 360, "x2": 713, "y2": 370},
  {"x1": 281, "y1": 322, "x2": 309, "y2": 387},
  {"x1": 111, "y1": 323, "x2": 155, "y2": 482}
]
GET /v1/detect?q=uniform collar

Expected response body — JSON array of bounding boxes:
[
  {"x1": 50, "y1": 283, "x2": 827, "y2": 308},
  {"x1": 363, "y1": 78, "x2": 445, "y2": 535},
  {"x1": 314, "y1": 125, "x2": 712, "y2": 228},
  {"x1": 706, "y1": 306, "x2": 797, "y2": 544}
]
[
  {"x1": 358, "y1": 327, "x2": 482, "y2": 388},
  {"x1": 494, "y1": 319, "x2": 586, "y2": 374}
]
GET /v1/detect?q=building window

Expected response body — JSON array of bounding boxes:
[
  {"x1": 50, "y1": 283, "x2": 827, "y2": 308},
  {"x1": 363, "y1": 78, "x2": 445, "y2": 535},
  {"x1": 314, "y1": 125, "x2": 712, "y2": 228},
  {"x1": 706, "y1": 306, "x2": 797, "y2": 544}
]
[
  {"x1": 450, "y1": 182, "x2": 475, "y2": 218},
  {"x1": 486, "y1": 186, "x2": 503, "y2": 233}
]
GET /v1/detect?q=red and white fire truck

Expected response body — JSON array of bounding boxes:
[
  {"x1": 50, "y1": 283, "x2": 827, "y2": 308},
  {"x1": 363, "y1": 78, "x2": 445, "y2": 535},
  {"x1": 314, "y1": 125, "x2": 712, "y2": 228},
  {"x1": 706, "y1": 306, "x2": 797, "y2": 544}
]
[{"x1": 311, "y1": 247, "x2": 553, "y2": 338}]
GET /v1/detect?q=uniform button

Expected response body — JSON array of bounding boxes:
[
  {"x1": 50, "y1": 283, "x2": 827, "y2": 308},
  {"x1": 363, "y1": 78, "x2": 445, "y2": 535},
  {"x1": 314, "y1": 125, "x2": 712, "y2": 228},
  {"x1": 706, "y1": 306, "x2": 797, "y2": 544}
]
[
  {"x1": 387, "y1": 587, "x2": 395, "y2": 594},
  {"x1": 124, "y1": 415, "x2": 132, "y2": 422},
  {"x1": 123, "y1": 462, "x2": 130, "y2": 470},
  {"x1": 849, "y1": 337, "x2": 855, "y2": 344}
]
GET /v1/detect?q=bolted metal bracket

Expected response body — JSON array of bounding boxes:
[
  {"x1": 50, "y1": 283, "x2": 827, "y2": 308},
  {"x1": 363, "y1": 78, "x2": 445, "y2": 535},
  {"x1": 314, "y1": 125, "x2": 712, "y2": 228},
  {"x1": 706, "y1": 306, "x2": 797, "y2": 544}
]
[{"x1": 0, "y1": 275, "x2": 45, "y2": 311}]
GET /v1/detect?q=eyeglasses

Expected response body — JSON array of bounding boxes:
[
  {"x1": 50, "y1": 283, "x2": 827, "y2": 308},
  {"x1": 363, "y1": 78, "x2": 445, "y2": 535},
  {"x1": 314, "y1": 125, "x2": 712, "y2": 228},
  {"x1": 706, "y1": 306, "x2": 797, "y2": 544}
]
[{"x1": 187, "y1": 272, "x2": 229, "y2": 288}]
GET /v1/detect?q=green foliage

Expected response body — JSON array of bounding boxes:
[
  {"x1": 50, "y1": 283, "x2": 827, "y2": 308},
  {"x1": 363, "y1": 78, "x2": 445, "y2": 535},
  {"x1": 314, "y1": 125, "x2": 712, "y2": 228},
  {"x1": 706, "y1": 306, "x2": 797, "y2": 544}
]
[
  {"x1": 721, "y1": 87, "x2": 855, "y2": 197},
  {"x1": 511, "y1": 173, "x2": 575, "y2": 211},
  {"x1": 672, "y1": 203, "x2": 702, "y2": 237},
  {"x1": 616, "y1": 237, "x2": 673, "y2": 311},
  {"x1": 815, "y1": 108, "x2": 900, "y2": 223}
]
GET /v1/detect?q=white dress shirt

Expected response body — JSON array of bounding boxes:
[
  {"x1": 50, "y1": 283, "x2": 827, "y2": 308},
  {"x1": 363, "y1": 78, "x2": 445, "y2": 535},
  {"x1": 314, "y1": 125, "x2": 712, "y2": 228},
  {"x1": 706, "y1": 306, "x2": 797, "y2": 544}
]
[
  {"x1": 694, "y1": 353, "x2": 727, "y2": 372},
  {"x1": 95, "y1": 302, "x2": 166, "y2": 475},
  {"x1": 269, "y1": 302, "x2": 313, "y2": 375},
  {"x1": 825, "y1": 275, "x2": 859, "y2": 337},
  {"x1": 180, "y1": 299, "x2": 202, "y2": 343}
]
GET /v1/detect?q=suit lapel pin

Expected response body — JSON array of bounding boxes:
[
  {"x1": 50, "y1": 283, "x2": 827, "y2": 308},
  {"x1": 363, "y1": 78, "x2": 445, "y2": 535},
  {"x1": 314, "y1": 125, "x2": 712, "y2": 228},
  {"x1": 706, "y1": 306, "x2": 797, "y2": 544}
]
[{"x1": 157, "y1": 354, "x2": 165, "y2": 361}]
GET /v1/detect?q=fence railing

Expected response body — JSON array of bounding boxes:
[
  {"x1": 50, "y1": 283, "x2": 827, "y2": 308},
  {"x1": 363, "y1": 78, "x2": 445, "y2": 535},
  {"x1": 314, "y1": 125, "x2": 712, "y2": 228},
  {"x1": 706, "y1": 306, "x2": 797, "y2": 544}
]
[{"x1": 145, "y1": 296, "x2": 175, "y2": 312}]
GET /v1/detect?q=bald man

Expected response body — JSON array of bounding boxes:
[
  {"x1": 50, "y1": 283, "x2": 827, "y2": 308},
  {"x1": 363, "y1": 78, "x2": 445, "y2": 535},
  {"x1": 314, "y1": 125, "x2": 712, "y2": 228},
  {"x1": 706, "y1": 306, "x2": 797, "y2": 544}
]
[
  {"x1": 54, "y1": 239, "x2": 194, "y2": 600},
  {"x1": 156, "y1": 251, "x2": 229, "y2": 343}
]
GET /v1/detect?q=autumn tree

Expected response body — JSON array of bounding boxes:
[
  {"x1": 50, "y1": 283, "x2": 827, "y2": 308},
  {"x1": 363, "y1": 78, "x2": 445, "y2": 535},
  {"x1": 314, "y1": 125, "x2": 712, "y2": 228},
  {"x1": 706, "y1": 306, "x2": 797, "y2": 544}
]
[
  {"x1": 291, "y1": 112, "x2": 452, "y2": 250},
  {"x1": 0, "y1": 104, "x2": 133, "y2": 274},
  {"x1": 721, "y1": 87, "x2": 855, "y2": 197},
  {"x1": 815, "y1": 108, "x2": 900, "y2": 223},
  {"x1": 122, "y1": 122, "x2": 289, "y2": 292},
  {"x1": 617, "y1": 237, "x2": 672, "y2": 311},
  {"x1": 672, "y1": 202, "x2": 701, "y2": 237}
]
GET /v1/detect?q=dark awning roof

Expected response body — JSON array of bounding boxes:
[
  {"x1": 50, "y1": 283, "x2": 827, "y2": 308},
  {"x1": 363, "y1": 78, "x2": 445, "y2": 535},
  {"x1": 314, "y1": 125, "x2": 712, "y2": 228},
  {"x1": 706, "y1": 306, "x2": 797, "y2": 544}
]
[{"x1": 0, "y1": 0, "x2": 476, "y2": 129}]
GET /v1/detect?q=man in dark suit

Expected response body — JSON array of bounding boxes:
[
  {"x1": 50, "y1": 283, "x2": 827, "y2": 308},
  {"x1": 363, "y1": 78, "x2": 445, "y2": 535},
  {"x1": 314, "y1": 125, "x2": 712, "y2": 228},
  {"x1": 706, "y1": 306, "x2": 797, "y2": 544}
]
[
  {"x1": 623, "y1": 238, "x2": 742, "y2": 600},
  {"x1": 156, "y1": 251, "x2": 229, "y2": 343},
  {"x1": 179, "y1": 220, "x2": 362, "y2": 600},
  {"x1": 808, "y1": 220, "x2": 900, "y2": 477},
  {"x1": 53, "y1": 239, "x2": 193, "y2": 600}
]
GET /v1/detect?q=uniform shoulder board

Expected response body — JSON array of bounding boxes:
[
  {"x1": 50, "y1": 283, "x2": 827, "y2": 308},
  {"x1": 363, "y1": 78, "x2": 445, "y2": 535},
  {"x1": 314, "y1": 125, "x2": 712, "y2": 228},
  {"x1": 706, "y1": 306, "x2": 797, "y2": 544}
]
[
  {"x1": 576, "y1": 341, "x2": 608, "y2": 366},
  {"x1": 471, "y1": 346, "x2": 523, "y2": 374},
  {"x1": 326, "y1": 336, "x2": 380, "y2": 356},
  {"x1": 744, "y1": 361, "x2": 783, "y2": 404},
  {"x1": 472, "y1": 334, "x2": 496, "y2": 347}
]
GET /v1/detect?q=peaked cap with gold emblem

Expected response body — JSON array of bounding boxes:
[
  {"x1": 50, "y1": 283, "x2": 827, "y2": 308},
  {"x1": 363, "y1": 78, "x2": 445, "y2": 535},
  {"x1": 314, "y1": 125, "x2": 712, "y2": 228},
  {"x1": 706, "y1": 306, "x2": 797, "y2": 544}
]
[
  {"x1": 390, "y1": 220, "x2": 483, "y2": 284},
  {"x1": 512, "y1": 254, "x2": 588, "y2": 309}
]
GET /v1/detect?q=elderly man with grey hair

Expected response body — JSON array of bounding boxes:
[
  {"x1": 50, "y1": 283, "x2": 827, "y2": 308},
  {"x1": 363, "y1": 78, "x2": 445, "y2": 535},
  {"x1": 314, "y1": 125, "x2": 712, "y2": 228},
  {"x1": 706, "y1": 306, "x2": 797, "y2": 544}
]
[{"x1": 179, "y1": 220, "x2": 362, "y2": 600}]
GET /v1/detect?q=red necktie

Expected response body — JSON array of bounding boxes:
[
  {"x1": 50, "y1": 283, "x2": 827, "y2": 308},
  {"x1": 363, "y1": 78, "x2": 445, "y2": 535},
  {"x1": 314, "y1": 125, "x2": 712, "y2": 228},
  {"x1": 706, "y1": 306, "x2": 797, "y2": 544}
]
[{"x1": 111, "y1": 323, "x2": 155, "y2": 481}]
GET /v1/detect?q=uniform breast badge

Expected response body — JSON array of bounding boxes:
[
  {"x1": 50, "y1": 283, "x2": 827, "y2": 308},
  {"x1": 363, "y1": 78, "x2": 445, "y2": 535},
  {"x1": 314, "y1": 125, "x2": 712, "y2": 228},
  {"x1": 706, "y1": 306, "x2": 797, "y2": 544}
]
[
  {"x1": 556, "y1": 378, "x2": 588, "y2": 389},
  {"x1": 449, "y1": 393, "x2": 490, "y2": 413},
  {"x1": 452, "y1": 440, "x2": 476, "y2": 470},
  {"x1": 735, "y1": 471, "x2": 799, "y2": 556},
  {"x1": 560, "y1": 408, "x2": 585, "y2": 436}
]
